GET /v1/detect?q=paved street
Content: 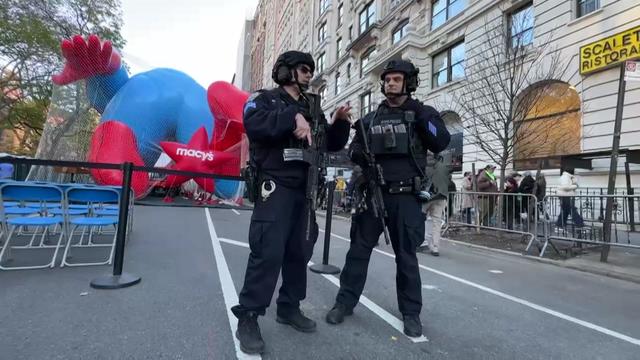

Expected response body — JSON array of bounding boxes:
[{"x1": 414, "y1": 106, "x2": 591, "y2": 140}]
[{"x1": 1, "y1": 205, "x2": 640, "y2": 359}]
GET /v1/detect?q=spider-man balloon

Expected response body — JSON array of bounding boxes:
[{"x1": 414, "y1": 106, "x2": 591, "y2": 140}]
[{"x1": 53, "y1": 35, "x2": 249, "y2": 199}]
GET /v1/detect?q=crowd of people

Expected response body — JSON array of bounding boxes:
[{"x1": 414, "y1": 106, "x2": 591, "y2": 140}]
[{"x1": 458, "y1": 165, "x2": 584, "y2": 230}]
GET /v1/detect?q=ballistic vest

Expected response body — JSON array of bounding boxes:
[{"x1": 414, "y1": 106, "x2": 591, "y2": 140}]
[{"x1": 368, "y1": 109, "x2": 425, "y2": 162}]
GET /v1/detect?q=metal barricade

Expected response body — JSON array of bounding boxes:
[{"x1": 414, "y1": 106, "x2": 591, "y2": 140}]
[
  {"x1": 540, "y1": 194, "x2": 640, "y2": 256},
  {"x1": 446, "y1": 191, "x2": 540, "y2": 252}
]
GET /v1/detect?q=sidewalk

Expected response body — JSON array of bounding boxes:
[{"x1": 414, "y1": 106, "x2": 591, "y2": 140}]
[
  {"x1": 444, "y1": 228, "x2": 640, "y2": 285},
  {"x1": 318, "y1": 211, "x2": 640, "y2": 285},
  {"x1": 561, "y1": 247, "x2": 640, "y2": 284}
]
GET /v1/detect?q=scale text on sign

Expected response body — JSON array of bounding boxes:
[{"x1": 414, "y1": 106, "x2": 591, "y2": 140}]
[{"x1": 580, "y1": 27, "x2": 640, "y2": 75}]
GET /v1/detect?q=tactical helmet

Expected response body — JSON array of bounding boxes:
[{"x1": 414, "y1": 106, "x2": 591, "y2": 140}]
[
  {"x1": 272, "y1": 51, "x2": 315, "y2": 85},
  {"x1": 380, "y1": 59, "x2": 420, "y2": 94}
]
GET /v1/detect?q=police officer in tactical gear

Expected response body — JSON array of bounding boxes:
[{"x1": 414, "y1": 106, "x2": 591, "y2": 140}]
[
  {"x1": 231, "y1": 50, "x2": 352, "y2": 354},
  {"x1": 325, "y1": 59, "x2": 450, "y2": 337}
]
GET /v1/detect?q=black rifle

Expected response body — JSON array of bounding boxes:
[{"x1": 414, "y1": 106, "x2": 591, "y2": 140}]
[
  {"x1": 300, "y1": 93, "x2": 327, "y2": 242},
  {"x1": 357, "y1": 118, "x2": 391, "y2": 245}
]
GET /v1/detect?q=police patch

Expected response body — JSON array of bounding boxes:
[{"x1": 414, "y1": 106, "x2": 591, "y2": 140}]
[
  {"x1": 244, "y1": 91, "x2": 264, "y2": 115},
  {"x1": 244, "y1": 101, "x2": 257, "y2": 114},
  {"x1": 247, "y1": 91, "x2": 262, "y2": 102},
  {"x1": 428, "y1": 122, "x2": 437, "y2": 136}
]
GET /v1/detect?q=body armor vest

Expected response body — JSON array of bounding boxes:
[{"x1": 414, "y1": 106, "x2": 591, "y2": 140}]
[{"x1": 368, "y1": 110, "x2": 425, "y2": 160}]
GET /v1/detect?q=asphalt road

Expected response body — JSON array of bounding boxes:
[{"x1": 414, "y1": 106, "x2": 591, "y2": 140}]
[{"x1": 1, "y1": 205, "x2": 639, "y2": 360}]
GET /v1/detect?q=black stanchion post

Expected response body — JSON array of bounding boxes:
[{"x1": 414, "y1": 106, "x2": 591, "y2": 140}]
[
  {"x1": 91, "y1": 162, "x2": 141, "y2": 289},
  {"x1": 310, "y1": 180, "x2": 340, "y2": 275}
]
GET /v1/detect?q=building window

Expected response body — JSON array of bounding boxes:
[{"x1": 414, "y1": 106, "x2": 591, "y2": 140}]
[
  {"x1": 432, "y1": 41, "x2": 465, "y2": 88},
  {"x1": 335, "y1": 73, "x2": 342, "y2": 95},
  {"x1": 392, "y1": 19, "x2": 410, "y2": 44},
  {"x1": 338, "y1": 3, "x2": 344, "y2": 26},
  {"x1": 318, "y1": 22, "x2": 327, "y2": 43},
  {"x1": 347, "y1": 63, "x2": 352, "y2": 81},
  {"x1": 336, "y1": 37, "x2": 343, "y2": 59},
  {"x1": 348, "y1": 25, "x2": 353, "y2": 40},
  {"x1": 319, "y1": 86, "x2": 327, "y2": 104},
  {"x1": 359, "y1": 2, "x2": 376, "y2": 35},
  {"x1": 577, "y1": 0, "x2": 599, "y2": 18},
  {"x1": 360, "y1": 46, "x2": 377, "y2": 77},
  {"x1": 360, "y1": 92, "x2": 372, "y2": 117},
  {"x1": 319, "y1": 0, "x2": 330, "y2": 15},
  {"x1": 318, "y1": 53, "x2": 326, "y2": 73},
  {"x1": 509, "y1": 3, "x2": 534, "y2": 48},
  {"x1": 431, "y1": 0, "x2": 466, "y2": 29}
]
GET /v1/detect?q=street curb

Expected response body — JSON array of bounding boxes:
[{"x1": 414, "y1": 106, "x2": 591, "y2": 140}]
[
  {"x1": 442, "y1": 237, "x2": 640, "y2": 285},
  {"x1": 316, "y1": 211, "x2": 640, "y2": 285}
]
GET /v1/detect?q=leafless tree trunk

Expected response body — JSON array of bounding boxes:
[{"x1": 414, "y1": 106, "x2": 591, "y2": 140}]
[{"x1": 447, "y1": 11, "x2": 574, "y2": 191}]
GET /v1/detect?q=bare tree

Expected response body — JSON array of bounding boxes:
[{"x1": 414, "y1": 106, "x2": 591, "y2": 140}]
[
  {"x1": 0, "y1": 0, "x2": 125, "y2": 159},
  {"x1": 448, "y1": 9, "x2": 577, "y2": 190}
]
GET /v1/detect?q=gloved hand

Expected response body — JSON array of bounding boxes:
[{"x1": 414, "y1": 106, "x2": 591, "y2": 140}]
[{"x1": 52, "y1": 34, "x2": 121, "y2": 85}]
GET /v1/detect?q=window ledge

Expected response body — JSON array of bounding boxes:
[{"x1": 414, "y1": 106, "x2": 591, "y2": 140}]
[
  {"x1": 567, "y1": 8, "x2": 603, "y2": 27},
  {"x1": 428, "y1": 79, "x2": 465, "y2": 95}
]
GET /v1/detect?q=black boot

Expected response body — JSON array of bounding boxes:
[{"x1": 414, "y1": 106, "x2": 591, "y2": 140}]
[
  {"x1": 276, "y1": 307, "x2": 317, "y2": 333},
  {"x1": 403, "y1": 314, "x2": 422, "y2": 337},
  {"x1": 232, "y1": 306, "x2": 265, "y2": 354},
  {"x1": 325, "y1": 302, "x2": 353, "y2": 325}
]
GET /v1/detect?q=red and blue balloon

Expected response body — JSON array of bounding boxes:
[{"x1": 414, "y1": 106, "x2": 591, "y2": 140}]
[{"x1": 52, "y1": 35, "x2": 249, "y2": 200}]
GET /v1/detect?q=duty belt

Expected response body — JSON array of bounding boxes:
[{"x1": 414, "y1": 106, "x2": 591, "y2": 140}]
[{"x1": 383, "y1": 179, "x2": 415, "y2": 195}]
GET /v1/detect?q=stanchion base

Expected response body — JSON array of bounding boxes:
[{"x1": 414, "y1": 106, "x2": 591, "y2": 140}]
[
  {"x1": 90, "y1": 273, "x2": 141, "y2": 290},
  {"x1": 309, "y1": 264, "x2": 341, "y2": 275}
]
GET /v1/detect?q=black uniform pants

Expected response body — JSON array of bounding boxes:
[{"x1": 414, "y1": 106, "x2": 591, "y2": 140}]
[
  {"x1": 236, "y1": 179, "x2": 318, "y2": 316},
  {"x1": 335, "y1": 193, "x2": 425, "y2": 315}
]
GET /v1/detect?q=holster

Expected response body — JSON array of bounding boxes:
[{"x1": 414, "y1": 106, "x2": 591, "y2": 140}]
[{"x1": 241, "y1": 162, "x2": 259, "y2": 203}]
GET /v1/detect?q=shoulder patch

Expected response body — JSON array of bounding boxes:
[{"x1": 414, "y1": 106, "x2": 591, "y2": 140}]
[
  {"x1": 244, "y1": 101, "x2": 257, "y2": 114},
  {"x1": 244, "y1": 90, "x2": 265, "y2": 114},
  {"x1": 428, "y1": 121, "x2": 437, "y2": 136},
  {"x1": 247, "y1": 90, "x2": 264, "y2": 103}
]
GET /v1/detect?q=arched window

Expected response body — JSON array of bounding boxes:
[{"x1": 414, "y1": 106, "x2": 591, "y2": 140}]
[
  {"x1": 440, "y1": 111, "x2": 463, "y2": 172},
  {"x1": 514, "y1": 81, "x2": 581, "y2": 161},
  {"x1": 392, "y1": 19, "x2": 410, "y2": 45}
]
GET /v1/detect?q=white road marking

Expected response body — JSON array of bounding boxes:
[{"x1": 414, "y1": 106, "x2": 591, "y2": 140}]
[
  {"x1": 205, "y1": 209, "x2": 262, "y2": 360},
  {"x1": 216, "y1": 237, "x2": 427, "y2": 343},
  {"x1": 219, "y1": 237, "x2": 249, "y2": 248},
  {"x1": 322, "y1": 230, "x2": 640, "y2": 347},
  {"x1": 232, "y1": 209, "x2": 240, "y2": 215},
  {"x1": 422, "y1": 285, "x2": 441, "y2": 292},
  {"x1": 489, "y1": 270, "x2": 503, "y2": 274},
  {"x1": 309, "y1": 260, "x2": 428, "y2": 343}
]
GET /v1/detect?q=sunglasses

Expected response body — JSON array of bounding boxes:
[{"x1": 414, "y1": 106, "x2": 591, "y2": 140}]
[{"x1": 298, "y1": 66, "x2": 314, "y2": 76}]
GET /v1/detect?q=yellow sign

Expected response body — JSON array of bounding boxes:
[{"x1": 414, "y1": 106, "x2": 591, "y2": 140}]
[{"x1": 580, "y1": 25, "x2": 640, "y2": 75}]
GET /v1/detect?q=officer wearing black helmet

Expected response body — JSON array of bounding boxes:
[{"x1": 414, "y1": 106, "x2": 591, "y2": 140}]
[
  {"x1": 231, "y1": 50, "x2": 352, "y2": 354},
  {"x1": 325, "y1": 59, "x2": 450, "y2": 337}
]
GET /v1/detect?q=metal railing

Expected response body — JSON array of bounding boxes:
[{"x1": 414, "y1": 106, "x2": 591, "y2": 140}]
[
  {"x1": 540, "y1": 194, "x2": 640, "y2": 256},
  {"x1": 446, "y1": 191, "x2": 540, "y2": 252},
  {"x1": 445, "y1": 190, "x2": 640, "y2": 258}
]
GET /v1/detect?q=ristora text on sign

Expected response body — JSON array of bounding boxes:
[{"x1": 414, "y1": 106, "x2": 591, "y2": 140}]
[{"x1": 580, "y1": 26, "x2": 640, "y2": 75}]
